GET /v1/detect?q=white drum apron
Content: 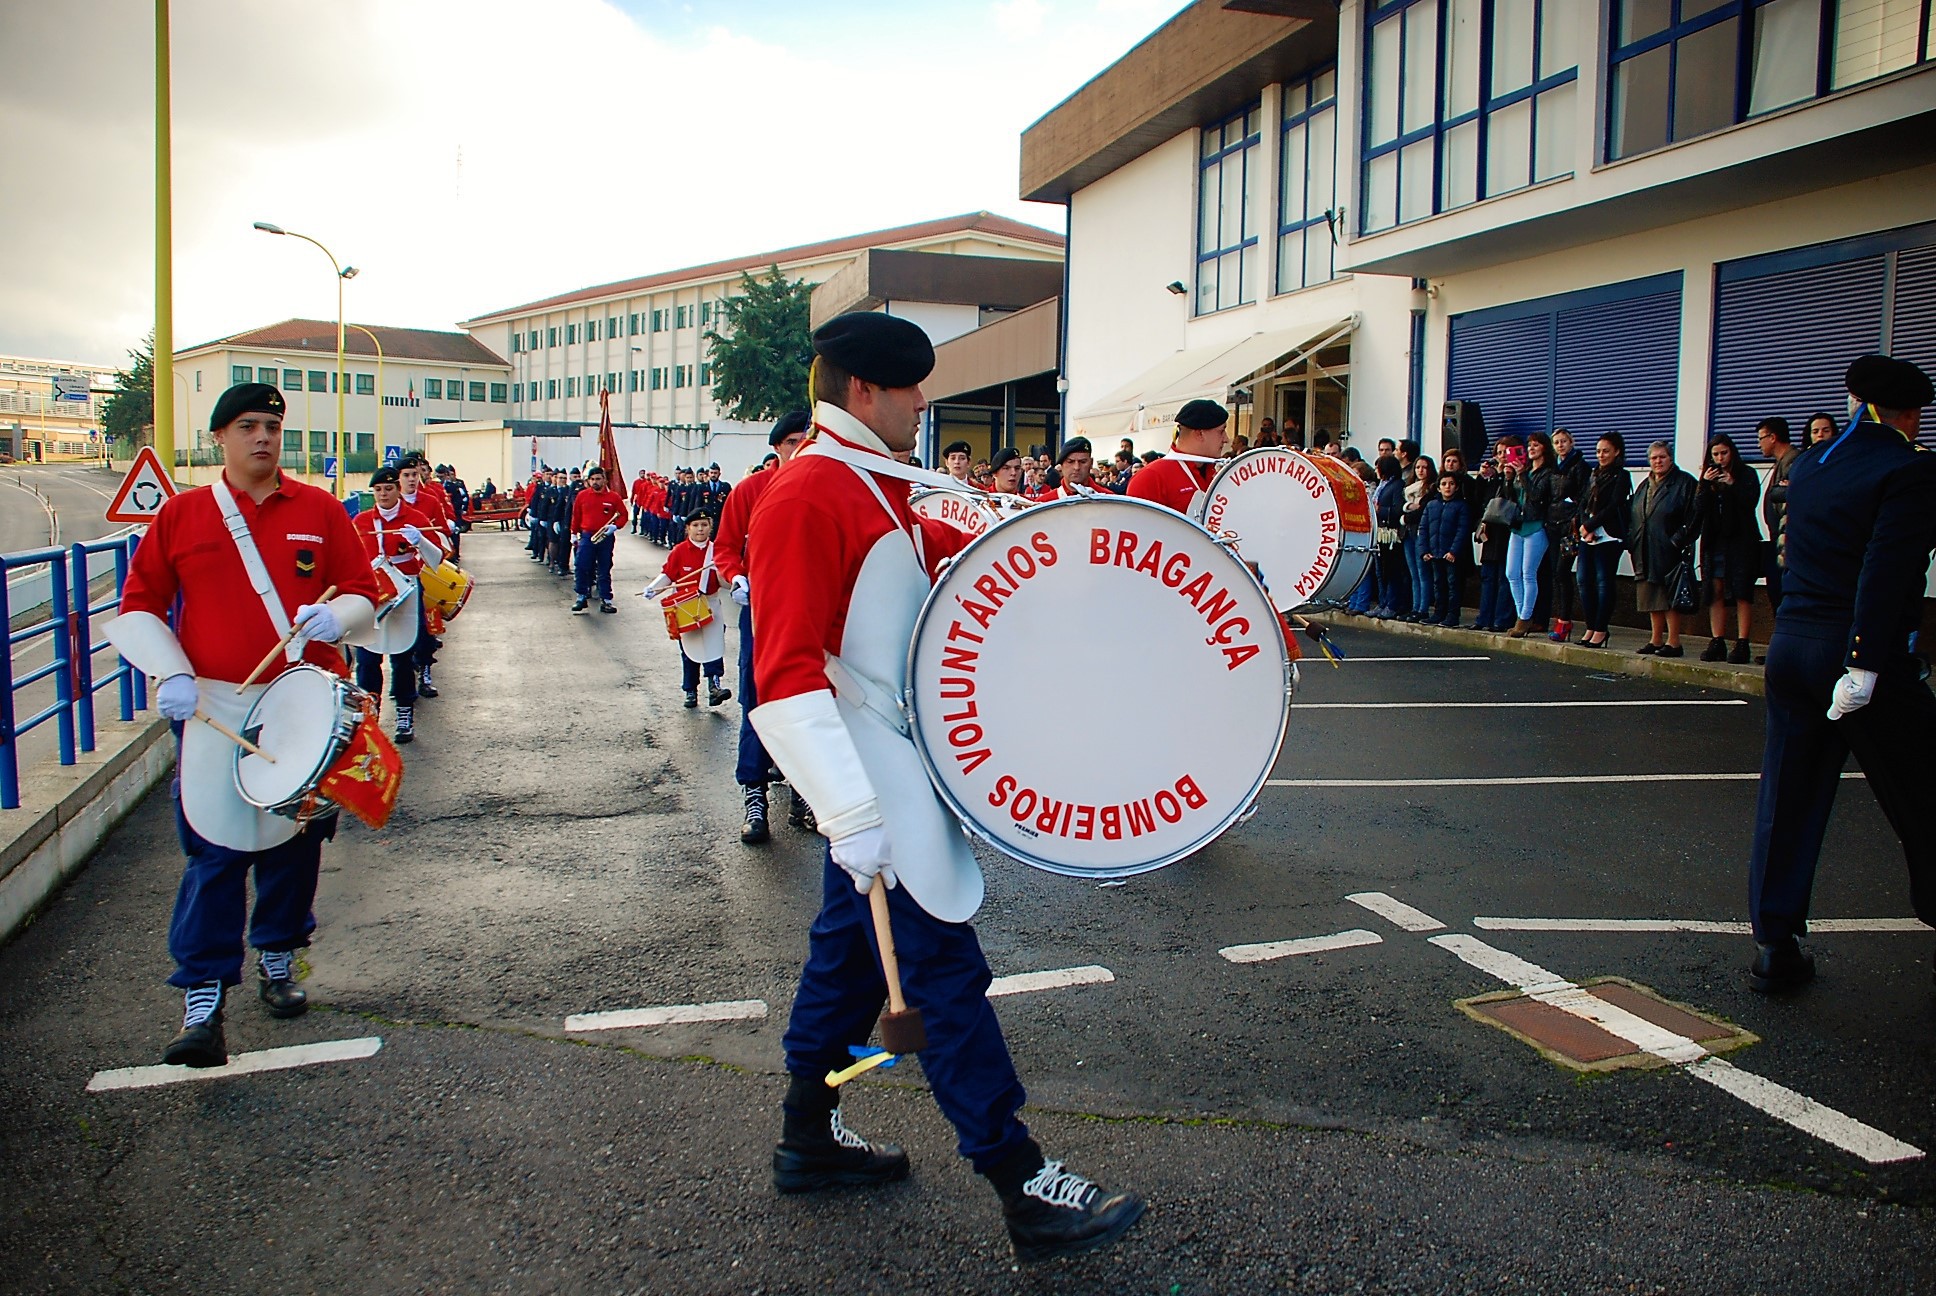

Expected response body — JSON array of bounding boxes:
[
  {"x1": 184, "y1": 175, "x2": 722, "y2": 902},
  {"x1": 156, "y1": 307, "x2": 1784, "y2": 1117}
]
[
  {"x1": 1193, "y1": 447, "x2": 1375, "y2": 612},
  {"x1": 907, "y1": 496, "x2": 1290, "y2": 879}
]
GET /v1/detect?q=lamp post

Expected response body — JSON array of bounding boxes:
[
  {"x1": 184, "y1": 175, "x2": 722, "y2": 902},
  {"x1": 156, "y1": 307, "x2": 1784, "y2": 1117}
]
[
  {"x1": 154, "y1": 0, "x2": 176, "y2": 482},
  {"x1": 345, "y1": 324, "x2": 384, "y2": 470},
  {"x1": 253, "y1": 221, "x2": 355, "y2": 498}
]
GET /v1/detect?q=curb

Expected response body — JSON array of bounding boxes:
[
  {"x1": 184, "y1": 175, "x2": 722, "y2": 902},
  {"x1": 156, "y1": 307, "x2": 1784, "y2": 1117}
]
[
  {"x1": 1309, "y1": 613, "x2": 1766, "y2": 698},
  {"x1": 0, "y1": 716, "x2": 173, "y2": 945}
]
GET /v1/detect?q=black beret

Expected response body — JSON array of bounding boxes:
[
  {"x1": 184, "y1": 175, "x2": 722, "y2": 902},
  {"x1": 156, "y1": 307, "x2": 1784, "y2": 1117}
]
[
  {"x1": 369, "y1": 465, "x2": 401, "y2": 486},
  {"x1": 209, "y1": 382, "x2": 285, "y2": 431},
  {"x1": 812, "y1": 311, "x2": 934, "y2": 388},
  {"x1": 990, "y1": 447, "x2": 1021, "y2": 470},
  {"x1": 709, "y1": 462, "x2": 720, "y2": 470},
  {"x1": 770, "y1": 410, "x2": 810, "y2": 445},
  {"x1": 943, "y1": 440, "x2": 972, "y2": 459},
  {"x1": 1174, "y1": 399, "x2": 1229, "y2": 431},
  {"x1": 1846, "y1": 354, "x2": 1933, "y2": 411},
  {"x1": 1057, "y1": 436, "x2": 1094, "y2": 464}
]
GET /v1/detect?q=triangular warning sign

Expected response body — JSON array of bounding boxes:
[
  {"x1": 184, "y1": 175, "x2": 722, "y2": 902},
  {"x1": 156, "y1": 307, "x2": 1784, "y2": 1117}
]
[{"x1": 105, "y1": 446, "x2": 179, "y2": 524}]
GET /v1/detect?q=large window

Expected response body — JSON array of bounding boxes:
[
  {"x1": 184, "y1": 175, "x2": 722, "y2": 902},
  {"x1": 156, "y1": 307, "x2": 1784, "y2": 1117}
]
[
  {"x1": 1362, "y1": 0, "x2": 1580, "y2": 234},
  {"x1": 1277, "y1": 67, "x2": 1339, "y2": 294},
  {"x1": 1608, "y1": 0, "x2": 1935, "y2": 161},
  {"x1": 354, "y1": 373, "x2": 375, "y2": 396},
  {"x1": 1196, "y1": 103, "x2": 1261, "y2": 314}
]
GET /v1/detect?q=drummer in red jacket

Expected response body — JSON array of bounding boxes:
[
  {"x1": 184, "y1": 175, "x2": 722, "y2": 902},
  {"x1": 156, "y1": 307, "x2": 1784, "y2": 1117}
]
[
  {"x1": 350, "y1": 464, "x2": 446, "y2": 744},
  {"x1": 105, "y1": 382, "x2": 379, "y2": 1069},
  {"x1": 1028, "y1": 437, "x2": 1101, "y2": 501},
  {"x1": 1126, "y1": 399, "x2": 1229, "y2": 515},
  {"x1": 643, "y1": 513, "x2": 732, "y2": 708}
]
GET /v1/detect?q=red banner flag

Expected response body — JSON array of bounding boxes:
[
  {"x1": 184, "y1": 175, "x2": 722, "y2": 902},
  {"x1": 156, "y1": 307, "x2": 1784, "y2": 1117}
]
[{"x1": 598, "y1": 388, "x2": 623, "y2": 486}]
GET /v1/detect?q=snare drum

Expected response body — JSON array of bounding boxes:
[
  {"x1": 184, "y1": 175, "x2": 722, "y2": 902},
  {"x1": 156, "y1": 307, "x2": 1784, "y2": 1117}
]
[
  {"x1": 371, "y1": 563, "x2": 414, "y2": 624},
  {"x1": 661, "y1": 591, "x2": 715, "y2": 640},
  {"x1": 420, "y1": 560, "x2": 473, "y2": 619},
  {"x1": 907, "y1": 497, "x2": 1291, "y2": 879},
  {"x1": 1193, "y1": 447, "x2": 1375, "y2": 611},
  {"x1": 235, "y1": 665, "x2": 403, "y2": 829},
  {"x1": 909, "y1": 488, "x2": 1000, "y2": 540}
]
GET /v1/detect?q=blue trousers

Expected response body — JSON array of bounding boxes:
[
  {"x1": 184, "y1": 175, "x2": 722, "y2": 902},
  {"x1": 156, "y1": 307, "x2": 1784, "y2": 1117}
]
[
  {"x1": 1505, "y1": 528, "x2": 1548, "y2": 620},
  {"x1": 1577, "y1": 543, "x2": 1621, "y2": 633},
  {"x1": 1476, "y1": 560, "x2": 1509, "y2": 628},
  {"x1": 1403, "y1": 531, "x2": 1429, "y2": 618},
  {"x1": 167, "y1": 791, "x2": 335, "y2": 988},
  {"x1": 680, "y1": 652, "x2": 724, "y2": 693},
  {"x1": 354, "y1": 646, "x2": 415, "y2": 705},
  {"x1": 1428, "y1": 559, "x2": 1462, "y2": 625},
  {"x1": 735, "y1": 603, "x2": 773, "y2": 785},
  {"x1": 783, "y1": 851, "x2": 1030, "y2": 1172},
  {"x1": 574, "y1": 535, "x2": 615, "y2": 601},
  {"x1": 1749, "y1": 630, "x2": 1936, "y2": 943}
]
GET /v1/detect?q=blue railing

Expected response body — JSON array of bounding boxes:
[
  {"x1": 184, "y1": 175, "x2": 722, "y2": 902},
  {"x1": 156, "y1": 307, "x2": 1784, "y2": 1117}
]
[{"x1": 0, "y1": 533, "x2": 147, "y2": 809}]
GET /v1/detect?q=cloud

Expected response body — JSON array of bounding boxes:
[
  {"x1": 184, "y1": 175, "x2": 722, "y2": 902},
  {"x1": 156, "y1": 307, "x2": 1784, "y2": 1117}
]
[{"x1": 995, "y1": 0, "x2": 1048, "y2": 39}]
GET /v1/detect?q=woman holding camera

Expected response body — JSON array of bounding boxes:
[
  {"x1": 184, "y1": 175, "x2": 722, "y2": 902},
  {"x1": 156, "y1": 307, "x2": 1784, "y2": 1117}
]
[
  {"x1": 1696, "y1": 435, "x2": 1763, "y2": 663},
  {"x1": 1628, "y1": 440, "x2": 1700, "y2": 657}
]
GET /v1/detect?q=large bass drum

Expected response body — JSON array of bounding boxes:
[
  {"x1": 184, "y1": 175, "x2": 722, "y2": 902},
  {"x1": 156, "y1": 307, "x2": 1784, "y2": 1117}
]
[
  {"x1": 1192, "y1": 447, "x2": 1374, "y2": 611},
  {"x1": 907, "y1": 496, "x2": 1290, "y2": 879},
  {"x1": 909, "y1": 487, "x2": 1032, "y2": 541}
]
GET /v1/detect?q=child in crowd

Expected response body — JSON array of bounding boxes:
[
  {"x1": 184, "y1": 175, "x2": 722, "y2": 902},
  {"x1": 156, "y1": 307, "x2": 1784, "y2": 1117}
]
[
  {"x1": 643, "y1": 514, "x2": 732, "y2": 709},
  {"x1": 1420, "y1": 473, "x2": 1469, "y2": 628}
]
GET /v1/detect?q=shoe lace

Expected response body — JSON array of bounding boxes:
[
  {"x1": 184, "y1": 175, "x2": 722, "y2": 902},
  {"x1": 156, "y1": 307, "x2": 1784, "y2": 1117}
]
[
  {"x1": 183, "y1": 981, "x2": 223, "y2": 1028},
  {"x1": 829, "y1": 1109, "x2": 869, "y2": 1150},
  {"x1": 260, "y1": 949, "x2": 293, "y2": 982},
  {"x1": 1022, "y1": 1160, "x2": 1098, "y2": 1211}
]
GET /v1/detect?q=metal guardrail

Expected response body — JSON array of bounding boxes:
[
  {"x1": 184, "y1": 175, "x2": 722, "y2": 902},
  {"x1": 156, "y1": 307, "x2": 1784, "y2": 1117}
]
[{"x1": 0, "y1": 533, "x2": 147, "y2": 809}]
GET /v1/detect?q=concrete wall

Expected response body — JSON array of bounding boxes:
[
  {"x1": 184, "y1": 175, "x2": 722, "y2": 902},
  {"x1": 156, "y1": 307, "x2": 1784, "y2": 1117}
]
[
  {"x1": 421, "y1": 425, "x2": 519, "y2": 493},
  {"x1": 883, "y1": 300, "x2": 982, "y2": 346}
]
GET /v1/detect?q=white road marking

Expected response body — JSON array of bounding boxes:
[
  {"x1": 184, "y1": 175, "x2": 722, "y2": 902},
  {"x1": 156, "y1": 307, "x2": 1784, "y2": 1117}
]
[
  {"x1": 1219, "y1": 929, "x2": 1383, "y2": 964},
  {"x1": 565, "y1": 999, "x2": 768, "y2": 1032},
  {"x1": 1268, "y1": 772, "x2": 1868, "y2": 788},
  {"x1": 86, "y1": 1037, "x2": 383, "y2": 1092},
  {"x1": 986, "y1": 965, "x2": 1116, "y2": 996},
  {"x1": 1334, "y1": 656, "x2": 1494, "y2": 663},
  {"x1": 1429, "y1": 933, "x2": 1923, "y2": 1164},
  {"x1": 1476, "y1": 917, "x2": 1927, "y2": 934},
  {"x1": 1294, "y1": 700, "x2": 1748, "y2": 709},
  {"x1": 1347, "y1": 891, "x2": 1446, "y2": 932}
]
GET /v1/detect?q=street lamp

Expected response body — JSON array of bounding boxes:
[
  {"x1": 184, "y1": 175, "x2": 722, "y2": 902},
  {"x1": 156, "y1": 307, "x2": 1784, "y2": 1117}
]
[
  {"x1": 254, "y1": 221, "x2": 354, "y2": 498},
  {"x1": 345, "y1": 324, "x2": 384, "y2": 471}
]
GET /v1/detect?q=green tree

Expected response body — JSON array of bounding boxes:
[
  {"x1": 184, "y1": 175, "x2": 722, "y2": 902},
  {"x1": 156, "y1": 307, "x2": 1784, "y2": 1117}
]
[
  {"x1": 101, "y1": 332, "x2": 155, "y2": 453},
  {"x1": 704, "y1": 267, "x2": 813, "y2": 422}
]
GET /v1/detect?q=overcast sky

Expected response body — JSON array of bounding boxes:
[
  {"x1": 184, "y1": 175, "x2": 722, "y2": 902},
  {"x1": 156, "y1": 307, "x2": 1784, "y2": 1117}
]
[{"x1": 1, "y1": 0, "x2": 1180, "y2": 370}]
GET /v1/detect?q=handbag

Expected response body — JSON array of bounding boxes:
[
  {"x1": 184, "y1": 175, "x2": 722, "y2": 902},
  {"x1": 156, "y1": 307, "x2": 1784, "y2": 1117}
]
[
  {"x1": 1665, "y1": 554, "x2": 1700, "y2": 613},
  {"x1": 1481, "y1": 495, "x2": 1520, "y2": 530}
]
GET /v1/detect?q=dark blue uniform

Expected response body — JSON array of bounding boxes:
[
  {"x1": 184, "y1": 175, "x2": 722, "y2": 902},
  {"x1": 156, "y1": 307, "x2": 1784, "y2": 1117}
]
[{"x1": 1749, "y1": 415, "x2": 1936, "y2": 943}]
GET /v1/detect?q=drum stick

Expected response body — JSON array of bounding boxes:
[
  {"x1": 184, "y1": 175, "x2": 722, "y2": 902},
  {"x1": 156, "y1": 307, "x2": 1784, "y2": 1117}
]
[
  {"x1": 236, "y1": 585, "x2": 337, "y2": 693},
  {"x1": 193, "y1": 711, "x2": 275, "y2": 762},
  {"x1": 868, "y1": 883, "x2": 927, "y2": 1055}
]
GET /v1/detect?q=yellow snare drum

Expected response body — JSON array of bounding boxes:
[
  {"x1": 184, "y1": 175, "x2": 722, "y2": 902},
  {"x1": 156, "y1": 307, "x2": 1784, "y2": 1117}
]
[
  {"x1": 420, "y1": 561, "x2": 474, "y2": 619},
  {"x1": 660, "y1": 592, "x2": 714, "y2": 640}
]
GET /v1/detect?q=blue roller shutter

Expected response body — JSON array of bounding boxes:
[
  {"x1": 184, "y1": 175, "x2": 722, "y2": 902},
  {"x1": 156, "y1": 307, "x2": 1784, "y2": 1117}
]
[
  {"x1": 1448, "y1": 314, "x2": 1551, "y2": 450},
  {"x1": 1553, "y1": 290, "x2": 1681, "y2": 466},
  {"x1": 1710, "y1": 256, "x2": 1886, "y2": 458},
  {"x1": 1892, "y1": 245, "x2": 1936, "y2": 446}
]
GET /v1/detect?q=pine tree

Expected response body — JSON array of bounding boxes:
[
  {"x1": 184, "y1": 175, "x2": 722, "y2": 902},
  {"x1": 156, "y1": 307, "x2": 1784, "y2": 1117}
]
[
  {"x1": 101, "y1": 333, "x2": 156, "y2": 453},
  {"x1": 704, "y1": 267, "x2": 813, "y2": 422}
]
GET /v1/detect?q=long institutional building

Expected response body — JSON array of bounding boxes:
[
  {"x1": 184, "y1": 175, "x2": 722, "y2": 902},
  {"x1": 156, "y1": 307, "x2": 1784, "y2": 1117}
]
[{"x1": 1032, "y1": 0, "x2": 1935, "y2": 475}]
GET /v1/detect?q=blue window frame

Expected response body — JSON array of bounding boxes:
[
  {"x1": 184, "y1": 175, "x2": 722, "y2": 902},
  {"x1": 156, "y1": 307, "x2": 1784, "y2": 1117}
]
[
  {"x1": 1196, "y1": 103, "x2": 1262, "y2": 315},
  {"x1": 1277, "y1": 66, "x2": 1340, "y2": 294},
  {"x1": 1608, "y1": 0, "x2": 1935, "y2": 162},
  {"x1": 1361, "y1": 0, "x2": 1580, "y2": 235}
]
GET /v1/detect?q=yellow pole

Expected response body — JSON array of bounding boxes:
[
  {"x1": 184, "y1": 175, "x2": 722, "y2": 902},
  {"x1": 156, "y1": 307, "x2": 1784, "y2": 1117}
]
[
  {"x1": 153, "y1": 0, "x2": 176, "y2": 481},
  {"x1": 335, "y1": 272, "x2": 346, "y2": 498},
  {"x1": 347, "y1": 323, "x2": 384, "y2": 465}
]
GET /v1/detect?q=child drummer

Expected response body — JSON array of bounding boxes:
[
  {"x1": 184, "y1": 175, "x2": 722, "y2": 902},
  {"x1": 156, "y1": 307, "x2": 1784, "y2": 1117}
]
[{"x1": 643, "y1": 512, "x2": 733, "y2": 709}]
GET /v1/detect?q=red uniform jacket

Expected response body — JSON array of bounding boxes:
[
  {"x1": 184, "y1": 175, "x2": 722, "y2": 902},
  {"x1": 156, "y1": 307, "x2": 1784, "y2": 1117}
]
[
  {"x1": 572, "y1": 486, "x2": 629, "y2": 536},
  {"x1": 352, "y1": 502, "x2": 445, "y2": 577},
  {"x1": 713, "y1": 466, "x2": 782, "y2": 587},
  {"x1": 629, "y1": 476, "x2": 652, "y2": 509},
  {"x1": 402, "y1": 486, "x2": 454, "y2": 539},
  {"x1": 1126, "y1": 455, "x2": 1216, "y2": 514},
  {"x1": 119, "y1": 473, "x2": 379, "y2": 683},
  {"x1": 662, "y1": 538, "x2": 720, "y2": 596}
]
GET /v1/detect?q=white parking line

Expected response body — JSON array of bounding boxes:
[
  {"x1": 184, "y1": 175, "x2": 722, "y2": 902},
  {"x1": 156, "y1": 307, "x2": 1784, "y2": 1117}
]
[
  {"x1": 1268, "y1": 773, "x2": 1869, "y2": 788},
  {"x1": 986, "y1": 965, "x2": 1115, "y2": 996},
  {"x1": 86, "y1": 1037, "x2": 383, "y2": 1092},
  {"x1": 565, "y1": 999, "x2": 768, "y2": 1032},
  {"x1": 1347, "y1": 892, "x2": 1446, "y2": 932},
  {"x1": 1337, "y1": 656, "x2": 1494, "y2": 663},
  {"x1": 1476, "y1": 917, "x2": 1927, "y2": 934},
  {"x1": 1295, "y1": 700, "x2": 1748, "y2": 709},
  {"x1": 1429, "y1": 934, "x2": 1923, "y2": 1164},
  {"x1": 1219, "y1": 929, "x2": 1383, "y2": 964}
]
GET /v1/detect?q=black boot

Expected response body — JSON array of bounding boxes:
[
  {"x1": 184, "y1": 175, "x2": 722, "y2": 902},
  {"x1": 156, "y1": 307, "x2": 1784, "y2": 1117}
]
[
  {"x1": 163, "y1": 982, "x2": 228, "y2": 1068},
  {"x1": 772, "y1": 1075, "x2": 908, "y2": 1193},
  {"x1": 788, "y1": 787, "x2": 815, "y2": 832},
  {"x1": 985, "y1": 1138, "x2": 1144, "y2": 1263},
  {"x1": 1749, "y1": 936, "x2": 1815, "y2": 994},
  {"x1": 682, "y1": 690, "x2": 698, "y2": 709},
  {"x1": 257, "y1": 950, "x2": 307, "y2": 1019},
  {"x1": 418, "y1": 665, "x2": 439, "y2": 699},
  {"x1": 741, "y1": 784, "x2": 770, "y2": 845},
  {"x1": 708, "y1": 680, "x2": 733, "y2": 708}
]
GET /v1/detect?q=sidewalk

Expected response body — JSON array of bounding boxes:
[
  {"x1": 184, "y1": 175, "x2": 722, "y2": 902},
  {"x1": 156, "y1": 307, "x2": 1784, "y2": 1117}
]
[{"x1": 1313, "y1": 610, "x2": 1768, "y2": 696}]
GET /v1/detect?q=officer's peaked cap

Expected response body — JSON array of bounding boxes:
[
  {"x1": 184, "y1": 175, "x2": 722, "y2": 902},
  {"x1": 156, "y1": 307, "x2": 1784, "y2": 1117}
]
[{"x1": 812, "y1": 312, "x2": 934, "y2": 388}]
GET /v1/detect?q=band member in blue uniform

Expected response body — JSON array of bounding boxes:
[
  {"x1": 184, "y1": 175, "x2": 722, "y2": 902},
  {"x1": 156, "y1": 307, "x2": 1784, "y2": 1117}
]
[{"x1": 1747, "y1": 354, "x2": 1936, "y2": 992}]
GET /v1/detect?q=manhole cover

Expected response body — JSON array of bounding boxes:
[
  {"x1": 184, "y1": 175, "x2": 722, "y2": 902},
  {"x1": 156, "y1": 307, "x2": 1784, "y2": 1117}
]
[{"x1": 1456, "y1": 976, "x2": 1757, "y2": 1072}]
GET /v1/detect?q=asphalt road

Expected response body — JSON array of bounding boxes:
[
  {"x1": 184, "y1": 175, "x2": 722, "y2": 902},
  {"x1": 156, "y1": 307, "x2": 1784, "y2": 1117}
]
[
  {"x1": 2, "y1": 526, "x2": 1932, "y2": 1294},
  {"x1": 0, "y1": 462, "x2": 126, "y2": 554}
]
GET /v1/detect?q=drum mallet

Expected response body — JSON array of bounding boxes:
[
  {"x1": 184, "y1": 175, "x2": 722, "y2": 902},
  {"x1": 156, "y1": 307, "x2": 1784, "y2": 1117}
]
[
  {"x1": 869, "y1": 882, "x2": 927, "y2": 1055},
  {"x1": 237, "y1": 585, "x2": 338, "y2": 693},
  {"x1": 192, "y1": 711, "x2": 274, "y2": 762}
]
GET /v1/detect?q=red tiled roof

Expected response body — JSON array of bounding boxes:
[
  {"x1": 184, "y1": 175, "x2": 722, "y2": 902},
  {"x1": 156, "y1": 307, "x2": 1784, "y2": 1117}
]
[
  {"x1": 177, "y1": 319, "x2": 509, "y2": 366},
  {"x1": 461, "y1": 211, "x2": 1066, "y2": 325}
]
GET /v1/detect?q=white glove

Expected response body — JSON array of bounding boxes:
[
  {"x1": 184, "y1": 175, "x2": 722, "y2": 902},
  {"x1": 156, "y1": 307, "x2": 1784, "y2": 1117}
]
[
  {"x1": 1826, "y1": 667, "x2": 1879, "y2": 721},
  {"x1": 730, "y1": 575, "x2": 750, "y2": 607},
  {"x1": 293, "y1": 601, "x2": 345, "y2": 644},
  {"x1": 830, "y1": 823, "x2": 897, "y2": 894},
  {"x1": 400, "y1": 524, "x2": 424, "y2": 546},
  {"x1": 156, "y1": 673, "x2": 199, "y2": 722},
  {"x1": 641, "y1": 575, "x2": 670, "y2": 599}
]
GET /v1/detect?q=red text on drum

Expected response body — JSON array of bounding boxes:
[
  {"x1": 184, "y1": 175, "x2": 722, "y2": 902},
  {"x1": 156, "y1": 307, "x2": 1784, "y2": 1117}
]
[{"x1": 1088, "y1": 528, "x2": 1264, "y2": 670}]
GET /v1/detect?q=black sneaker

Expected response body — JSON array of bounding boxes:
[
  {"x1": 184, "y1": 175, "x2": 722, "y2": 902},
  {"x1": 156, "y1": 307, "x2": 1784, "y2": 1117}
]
[
  {"x1": 600, "y1": 601, "x2": 617, "y2": 614},
  {"x1": 1729, "y1": 638, "x2": 1752, "y2": 664},
  {"x1": 741, "y1": 785, "x2": 770, "y2": 845},
  {"x1": 394, "y1": 705, "x2": 414, "y2": 745},
  {"x1": 571, "y1": 598, "x2": 589, "y2": 615},
  {"x1": 772, "y1": 1110, "x2": 910, "y2": 1193},
  {"x1": 1701, "y1": 636, "x2": 1727, "y2": 662},
  {"x1": 163, "y1": 982, "x2": 228, "y2": 1068},
  {"x1": 683, "y1": 691, "x2": 698, "y2": 709},
  {"x1": 995, "y1": 1150, "x2": 1145, "y2": 1263},
  {"x1": 1749, "y1": 936, "x2": 1815, "y2": 994}
]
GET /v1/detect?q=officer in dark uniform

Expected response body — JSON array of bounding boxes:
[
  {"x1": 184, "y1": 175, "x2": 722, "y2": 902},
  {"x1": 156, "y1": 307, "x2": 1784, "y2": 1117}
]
[
  {"x1": 1747, "y1": 354, "x2": 1936, "y2": 992},
  {"x1": 526, "y1": 471, "x2": 553, "y2": 562}
]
